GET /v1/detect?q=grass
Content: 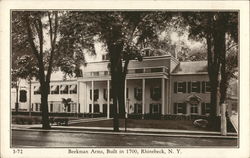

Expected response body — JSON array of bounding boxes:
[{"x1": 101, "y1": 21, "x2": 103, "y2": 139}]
[{"x1": 70, "y1": 119, "x2": 229, "y2": 132}]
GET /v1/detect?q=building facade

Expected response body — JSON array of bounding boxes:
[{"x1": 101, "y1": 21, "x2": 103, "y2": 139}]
[{"x1": 11, "y1": 54, "x2": 218, "y2": 118}]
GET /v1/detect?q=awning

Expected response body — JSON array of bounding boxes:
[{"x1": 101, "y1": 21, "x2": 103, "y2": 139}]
[
  {"x1": 51, "y1": 85, "x2": 58, "y2": 91},
  {"x1": 60, "y1": 85, "x2": 67, "y2": 91},
  {"x1": 34, "y1": 86, "x2": 40, "y2": 91},
  {"x1": 69, "y1": 85, "x2": 76, "y2": 91}
]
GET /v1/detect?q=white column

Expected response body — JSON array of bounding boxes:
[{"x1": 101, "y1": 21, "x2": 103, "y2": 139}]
[
  {"x1": 161, "y1": 78, "x2": 165, "y2": 115},
  {"x1": 107, "y1": 80, "x2": 110, "y2": 118},
  {"x1": 125, "y1": 79, "x2": 127, "y2": 117},
  {"x1": 142, "y1": 79, "x2": 145, "y2": 115},
  {"x1": 76, "y1": 81, "x2": 79, "y2": 116},
  {"x1": 91, "y1": 80, "x2": 94, "y2": 113}
]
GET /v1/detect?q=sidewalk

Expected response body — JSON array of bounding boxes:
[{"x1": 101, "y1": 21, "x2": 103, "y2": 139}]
[{"x1": 12, "y1": 124, "x2": 238, "y2": 139}]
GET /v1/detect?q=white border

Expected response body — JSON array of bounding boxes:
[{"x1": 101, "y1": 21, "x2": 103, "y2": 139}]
[{"x1": 0, "y1": 1, "x2": 249, "y2": 158}]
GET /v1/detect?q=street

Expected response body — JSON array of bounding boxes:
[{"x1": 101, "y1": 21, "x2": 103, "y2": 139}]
[{"x1": 12, "y1": 130, "x2": 237, "y2": 147}]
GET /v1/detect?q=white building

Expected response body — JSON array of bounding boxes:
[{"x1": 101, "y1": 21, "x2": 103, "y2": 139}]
[{"x1": 11, "y1": 53, "x2": 219, "y2": 118}]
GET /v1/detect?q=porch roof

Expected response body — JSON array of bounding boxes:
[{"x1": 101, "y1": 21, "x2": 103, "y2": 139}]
[{"x1": 171, "y1": 61, "x2": 208, "y2": 74}]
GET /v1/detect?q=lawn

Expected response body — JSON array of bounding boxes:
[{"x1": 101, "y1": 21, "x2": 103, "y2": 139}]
[{"x1": 70, "y1": 119, "x2": 236, "y2": 132}]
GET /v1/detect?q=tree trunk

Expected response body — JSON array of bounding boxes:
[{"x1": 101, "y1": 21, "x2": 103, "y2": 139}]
[
  {"x1": 40, "y1": 82, "x2": 51, "y2": 129},
  {"x1": 118, "y1": 75, "x2": 126, "y2": 118}
]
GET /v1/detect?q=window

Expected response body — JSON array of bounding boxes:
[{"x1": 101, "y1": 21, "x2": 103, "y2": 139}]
[
  {"x1": 150, "y1": 104, "x2": 161, "y2": 114},
  {"x1": 135, "y1": 69, "x2": 144, "y2": 73},
  {"x1": 69, "y1": 85, "x2": 77, "y2": 94},
  {"x1": 89, "y1": 104, "x2": 92, "y2": 113},
  {"x1": 191, "y1": 81, "x2": 201, "y2": 93},
  {"x1": 103, "y1": 104, "x2": 107, "y2": 114},
  {"x1": 174, "y1": 82, "x2": 186, "y2": 93},
  {"x1": 51, "y1": 85, "x2": 59, "y2": 94},
  {"x1": 201, "y1": 103, "x2": 210, "y2": 115},
  {"x1": 174, "y1": 103, "x2": 187, "y2": 114},
  {"x1": 134, "y1": 88, "x2": 142, "y2": 101},
  {"x1": 150, "y1": 87, "x2": 161, "y2": 100},
  {"x1": 60, "y1": 85, "x2": 68, "y2": 94},
  {"x1": 90, "y1": 89, "x2": 99, "y2": 101},
  {"x1": 190, "y1": 104, "x2": 198, "y2": 114},
  {"x1": 134, "y1": 103, "x2": 142, "y2": 114},
  {"x1": 19, "y1": 90, "x2": 27, "y2": 102},
  {"x1": 205, "y1": 82, "x2": 211, "y2": 92},
  {"x1": 94, "y1": 104, "x2": 100, "y2": 113},
  {"x1": 34, "y1": 86, "x2": 41, "y2": 95},
  {"x1": 35, "y1": 103, "x2": 40, "y2": 111},
  {"x1": 50, "y1": 103, "x2": 53, "y2": 112},
  {"x1": 151, "y1": 68, "x2": 162, "y2": 73},
  {"x1": 92, "y1": 72, "x2": 99, "y2": 76}
]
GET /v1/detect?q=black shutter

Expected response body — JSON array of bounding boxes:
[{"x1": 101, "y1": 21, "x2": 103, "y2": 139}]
[
  {"x1": 103, "y1": 89, "x2": 106, "y2": 100},
  {"x1": 19, "y1": 90, "x2": 27, "y2": 102},
  {"x1": 182, "y1": 103, "x2": 187, "y2": 114},
  {"x1": 150, "y1": 88, "x2": 153, "y2": 99},
  {"x1": 126, "y1": 88, "x2": 129, "y2": 98},
  {"x1": 134, "y1": 88, "x2": 137, "y2": 99},
  {"x1": 202, "y1": 81, "x2": 205, "y2": 93},
  {"x1": 174, "y1": 103, "x2": 177, "y2": 114},
  {"x1": 96, "y1": 89, "x2": 99, "y2": 100},
  {"x1": 89, "y1": 104, "x2": 92, "y2": 113},
  {"x1": 134, "y1": 104, "x2": 138, "y2": 113},
  {"x1": 188, "y1": 82, "x2": 191, "y2": 93},
  {"x1": 182, "y1": 82, "x2": 186, "y2": 93},
  {"x1": 159, "y1": 104, "x2": 162, "y2": 115},
  {"x1": 197, "y1": 81, "x2": 201, "y2": 93},
  {"x1": 90, "y1": 90, "x2": 92, "y2": 100},
  {"x1": 150, "y1": 104, "x2": 153, "y2": 114},
  {"x1": 201, "y1": 103, "x2": 206, "y2": 115},
  {"x1": 174, "y1": 82, "x2": 177, "y2": 93}
]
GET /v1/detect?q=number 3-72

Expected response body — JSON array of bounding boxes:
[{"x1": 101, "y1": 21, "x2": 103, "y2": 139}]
[{"x1": 13, "y1": 149, "x2": 23, "y2": 154}]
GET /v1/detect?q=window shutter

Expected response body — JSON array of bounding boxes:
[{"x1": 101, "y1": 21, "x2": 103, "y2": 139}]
[
  {"x1": 134, "y1": 104, "x2": 138, "y2": 113},
  {"x1": 19, "y1": 90, "x2": 27, "y2": 102},
  {"x1": 134, "y1": 88, "x2": 137, "y2": 99},
  {"x1": 182, "y1": 82, "x2": 187, "y2": 93},
  {"x1": 201, "y1": 103, "x2": 206, "y2": 115},
  {"x1": 174, "y1": 82, "x2": 177, "y2": 93},
  {"x1": 126, "y1": 88, "x2": 129, "y2": 98},
  {"x1": 174, "y1": 103, "x2": 177, "y2": 114},
  {"x1": 103, "y1": 89, "x2": 107, "y2": 100},
  {"x1": 182, "y1": 103, "x2": 187, "y2": 114},
  {"x1": 202, "y1": 81, "x2": 205, "y2": 93},
  {"x1": 150, "y1": 88, "x2": 153, "y2": 99},
  {"x1": 150, "y1": 104, "x2": 153, "y2": 114},
  {"x1": 197, "y1": 81, "x2": 201, "y2": 93},
  {"x1": 90, "y1": 90, "x2": 92, "y2": 100},
  {"x1": 89, "y1": 104, "x2": 92, "y2": 113},
  {"x1": 96, "y1": 89, "x2": 99, "y2": 100},
  {"x1": 188, "y1": 82, "x2": 191, "y2": 93}
]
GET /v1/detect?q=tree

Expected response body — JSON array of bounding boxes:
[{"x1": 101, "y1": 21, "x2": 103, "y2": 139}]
[
  {"x1": 59, "y1": 11, "x2": 173, "y2": 131},
  {"x1": 183, "y1": 12, "x2": 238, "y2": 122},
  {"x1": 12, "y1": 11, "x2": 86, "y2": 129}
]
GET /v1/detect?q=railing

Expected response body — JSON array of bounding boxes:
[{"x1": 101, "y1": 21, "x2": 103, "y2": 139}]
[{"x1": 83, "y1": 66, "x2": 168, "y2": 77}]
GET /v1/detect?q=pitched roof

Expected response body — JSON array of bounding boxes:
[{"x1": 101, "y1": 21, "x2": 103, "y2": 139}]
[{"x1": 172, "y1": 61, "x2": 208, "y2": 74}]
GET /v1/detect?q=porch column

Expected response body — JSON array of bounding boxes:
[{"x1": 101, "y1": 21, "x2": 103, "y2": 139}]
[
  {"x1": 76, "y1": 81, "x2": 79, "y2": 116},
  {"x1": 125, "y1": 79, "x2": 127, "y2": 117},
  {"x1": 91, "y1": 80, "x2": 94, "y2": 113},
  {"x1": 162, "y1": 78, "x2": 165, "y2": 115},
  {"x1": 142, "y1": 78, "x2": 145, "y2": 115},
  {"x1": 107, "y1": 80, "x2": 110, "y2": 118}
]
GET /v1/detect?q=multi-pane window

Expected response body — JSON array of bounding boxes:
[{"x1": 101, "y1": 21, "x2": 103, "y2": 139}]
[
  {"x1": 151, "y1": 67, "x2": 163, "y2": 73},
  {"x1": 191, "y1": 81, "x2": 201, "y2": 93},
  {"x1": 103, "y1": 89, "x2": 112, "y2": 100},
  {"x1": 150, "y1": 104, "x2": 161, "y2": 114},
  {"x1": 90, "y1": 89, "x2": 99, "y2": 101},
  {"x1": 19, "y1": 90, "x2": 27, "y2": 102},
  {"x1": 174, "y1": 82, "x2": 186, "y2": 93},
  {"x1": 150, "y1": 87, "x2": 161, "y2": 100},
  {"x1": 135, "y1": 69, "x2": 144, "y2": 73},
  {"x1": 134, "y1": 103, "x2": 142, "y2": 114},
  {"x1": 34, "y1": 86, "x2": 41, "y2": 95},
  {"x1": 94, "y1": 104, "x2": 100, "y2": 113},
  {"x1": 134, "y1": 88, "x2": 142, "y2": 101},
  {"x1": 205, "y1": 82, "x2": 211, "y2": 92},
  {"x1": 60, "y1": 85, "x2": 68, "y2": 94},
  {"x1": 69, "y1": 85, "x2": 77, "y2": 94},
  {"x1": 190, "y1": 104, "x2": 198, "y2": 114},
  {"x1": 51, "y1": 85, "x2": 59, "y2": 94},
  {"x1": 201, "y1": 103, "x2": 210, "y2": 115},
  {"x1": 174, "y1": 103, "x2": 187, "y2": 114}
]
